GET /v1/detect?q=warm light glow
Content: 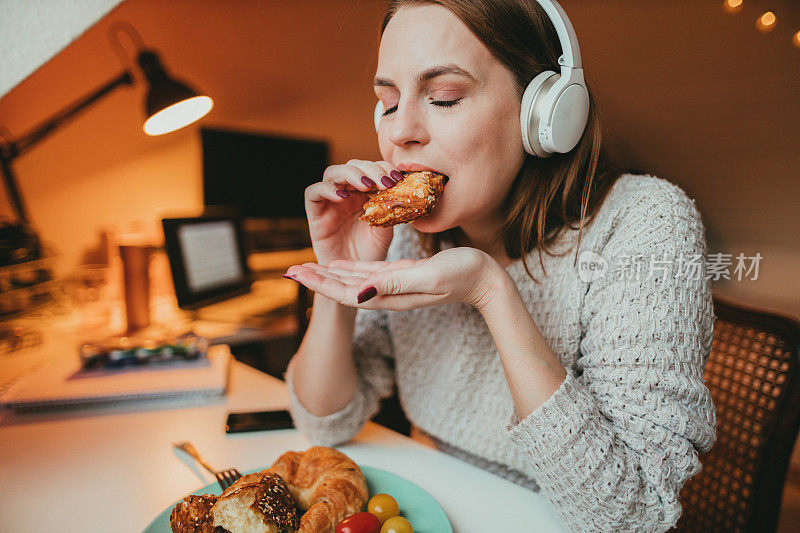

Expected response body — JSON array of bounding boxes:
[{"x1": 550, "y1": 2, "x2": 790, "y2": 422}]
[
  {"x1": 756, "y1": 11, "x2": 776, "y2": 33},
  {"x1": 723, "y1": 0, "x2": 743, "y2": 15},
  {"x1": 793, "y1": 30, "x2": 800, "y2": 49},
  {"x1": 143, "y1": 96, "x2": 214, "y2": 135}
]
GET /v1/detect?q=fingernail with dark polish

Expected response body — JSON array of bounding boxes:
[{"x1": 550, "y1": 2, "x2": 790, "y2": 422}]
[
  {"x1": 357, "y1": 286, "x2": 377, "y2": 303},
  {"x1": 380, "y1": 176, "x2": 396, "y2": 188},
  {"x1": 282, "y1": 274, "x2": 300, "y2": 283},
  {"x1": 361, "y1": 176, "x2": 376, "y2": 188},
  {"x1": 390, "y1": 169, "x2": 403, "y2": 181},
  {"x1": 335, "y1": 189, "x2": 350, "y2": 198}
]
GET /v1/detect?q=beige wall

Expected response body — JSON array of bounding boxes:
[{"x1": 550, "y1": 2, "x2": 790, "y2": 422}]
[{"x1": 0, "y1": 0, "x2": 798, "y2": 320}]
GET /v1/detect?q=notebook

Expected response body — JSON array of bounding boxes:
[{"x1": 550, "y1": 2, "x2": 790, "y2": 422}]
[{"x1": 0, "y1": 344, "x2": 231, "y2": 411}]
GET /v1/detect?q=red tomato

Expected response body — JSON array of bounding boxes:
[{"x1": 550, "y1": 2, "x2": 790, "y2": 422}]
[{"x1": 336, "y1": 512, "x2": 382, "y2": 533}]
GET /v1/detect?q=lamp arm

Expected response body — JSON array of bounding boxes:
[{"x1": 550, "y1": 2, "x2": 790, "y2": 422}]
[
  {"x1": 0, "y1": 70, "x2": 134, "y2": 223},
  {"x1": 12, "y1": 70, "x2": 134, "y2": 156}
]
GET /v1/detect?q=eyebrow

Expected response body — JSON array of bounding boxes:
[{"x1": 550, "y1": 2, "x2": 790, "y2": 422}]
[{"x1": 373, "y1": 63, "x2": 476, "y2": 87}]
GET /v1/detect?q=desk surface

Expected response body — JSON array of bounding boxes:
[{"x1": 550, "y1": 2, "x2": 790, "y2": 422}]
[{"x1": 0, "y1": 347, "x2": 565, "y2": 533}]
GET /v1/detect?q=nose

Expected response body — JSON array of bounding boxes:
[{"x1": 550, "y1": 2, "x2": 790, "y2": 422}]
[{"x1": 387, "y1": 98, "x2": 429, "y2": 147}]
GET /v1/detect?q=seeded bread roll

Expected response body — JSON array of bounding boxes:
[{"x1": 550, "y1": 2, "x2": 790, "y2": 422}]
[
  {"x1": 211, "y1": 472, "x2": 299, "y2": 533},
  {"x1": 170, "y1": 494, "x2": 223, "y2": 533},
  {"x1": 359, "y1": 170, "x2": 447, "y2": 227}
]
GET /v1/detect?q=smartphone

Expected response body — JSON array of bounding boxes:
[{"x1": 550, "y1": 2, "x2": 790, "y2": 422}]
[{"x1": 225, "y1": 409, "x2": 295, "y2": 434}]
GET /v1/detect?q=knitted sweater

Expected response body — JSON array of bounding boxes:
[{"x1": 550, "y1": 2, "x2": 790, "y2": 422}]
[{"x1": 285, "y1": 173, "x2": 717, "y2": 532}]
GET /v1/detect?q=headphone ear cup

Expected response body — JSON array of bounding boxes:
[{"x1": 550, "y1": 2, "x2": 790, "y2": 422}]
[
  {"x1": 374, "y1": 101, "x2": 385, "y2": 133},
  {"x1": 520, "y1": 70, "x2": 559, "y2": 157},
  {"x1": 547, "y1": 83, "x2": 589, "y2": 154}
]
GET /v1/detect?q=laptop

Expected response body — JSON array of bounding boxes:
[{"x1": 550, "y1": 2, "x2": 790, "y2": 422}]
[{"x1": 161, "y1": 215, "x2": 297, "y2": 326}]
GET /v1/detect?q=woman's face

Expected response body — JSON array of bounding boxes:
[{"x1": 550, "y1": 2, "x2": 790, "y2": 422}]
[{"x1": 375, "y1": 3, "x2": 526, "y2": 235}]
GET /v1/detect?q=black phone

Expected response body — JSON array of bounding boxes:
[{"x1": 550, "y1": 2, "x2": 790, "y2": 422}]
[{"x1": 225, "y1": 409, "x2": 295, "y2": 434}]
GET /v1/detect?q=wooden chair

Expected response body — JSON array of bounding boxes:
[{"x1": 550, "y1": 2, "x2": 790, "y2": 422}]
[{"x1": 676, "y1": 297, "x2": 800, "y2": 532}]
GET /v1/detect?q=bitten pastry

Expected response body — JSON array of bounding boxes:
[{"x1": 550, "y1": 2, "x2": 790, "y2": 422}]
[
  {"x1": 265, "y1": 446, "x2": 368, "y2": 533},
  {"x1": 211, "y1": 472, "x2": 299, "y2": 533},
  {"x1": 359, "y1": 170, "x2": 447, "y2": 227},
  {"x1": 170, "y1": 494, "x2": 222, "y2": 533}
]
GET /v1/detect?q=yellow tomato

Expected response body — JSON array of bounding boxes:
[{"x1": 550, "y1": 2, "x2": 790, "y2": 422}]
[
  {"x1": 367, "y1": 493, "x2": 399, "y2": 524},
  {"x1": 380, "y1": 516, "x2": 413, "y2": 533}
]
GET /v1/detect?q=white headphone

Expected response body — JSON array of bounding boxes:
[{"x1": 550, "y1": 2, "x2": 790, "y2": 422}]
[{"x1": 373, "y1": 0, "x2": 589, "y2": 158}]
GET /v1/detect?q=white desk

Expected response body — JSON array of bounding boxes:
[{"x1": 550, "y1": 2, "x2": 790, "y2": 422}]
[{"x1": 0, "y1": 356, "x2": 565, "y2": 533}]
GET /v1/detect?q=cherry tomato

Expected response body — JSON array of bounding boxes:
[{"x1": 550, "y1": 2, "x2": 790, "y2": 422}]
[
  {"x1": 336, "y1": 511, "x2": 381, "y2": 533},
  {"x1": 367, "y1": 493, "x2": 400, "y2": 524},
  {"x1": 380, "y1": 516, "x2": 414, "y2": 533}
]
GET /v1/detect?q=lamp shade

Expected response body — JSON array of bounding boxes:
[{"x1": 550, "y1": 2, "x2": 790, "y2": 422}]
[{"x1": 137, "y1": 50, "x2": 213, "y2": 135}]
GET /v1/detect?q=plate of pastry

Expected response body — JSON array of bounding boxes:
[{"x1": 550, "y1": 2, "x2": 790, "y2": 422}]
[{"x1": 143, "y1": 446, "x2": 452, "y2": 533}]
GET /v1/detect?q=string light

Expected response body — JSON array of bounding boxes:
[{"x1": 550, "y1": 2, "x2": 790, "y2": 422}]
[
  {"x1": 723, "y1": 3, "x2": 797, "y2": 51},
  {"x1": 756, "y1": 11, "x2": 776, "y2": 33},
  {"x1": 723, "y1": 0, "x2": 743, "y2": 15}
]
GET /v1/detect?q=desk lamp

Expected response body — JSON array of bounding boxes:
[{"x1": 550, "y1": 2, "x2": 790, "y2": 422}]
[
  {"x1": 0, "y1": 21, "x2": 213, "y2": 228},
  {"x1": 0, "y1": 21, "x2": 214, "y2": 340}
]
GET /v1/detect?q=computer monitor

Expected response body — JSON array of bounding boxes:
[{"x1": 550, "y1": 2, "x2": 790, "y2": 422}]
[
  {"x1": 161, "y1": 215, "x2": 253, "y2": 310},
  {"x1": 201, "y1": 127, "x2": 328, "y2": 220}
]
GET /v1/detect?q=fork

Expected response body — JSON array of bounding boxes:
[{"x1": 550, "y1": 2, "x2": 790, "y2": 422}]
[{"x1": 173, "y1": 441, "x2": 242, "y2": 490}]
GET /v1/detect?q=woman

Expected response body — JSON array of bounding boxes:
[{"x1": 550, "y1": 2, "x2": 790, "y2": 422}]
[{"x1": 283, "y1": 1, "x2": 716, "y2": 531}]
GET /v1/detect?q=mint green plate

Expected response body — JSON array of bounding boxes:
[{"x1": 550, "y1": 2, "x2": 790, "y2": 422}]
[{"x1": 142, "y1": 465, "x2": 452, "y2": 532}]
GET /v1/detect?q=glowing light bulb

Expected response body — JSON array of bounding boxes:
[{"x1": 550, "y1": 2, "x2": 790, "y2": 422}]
[
  {"x1": 756, "y1": 11, "x2": 776, "y2": 33},
  {"x1": 143, "y1": 96, "x2": 214, "y2": 136},
  {"x1": 793, "y1": 31, "x2": 800, "y2": 49},
  {"x1": 723, "y1": 0, "x2": 743, "y2": 15}
]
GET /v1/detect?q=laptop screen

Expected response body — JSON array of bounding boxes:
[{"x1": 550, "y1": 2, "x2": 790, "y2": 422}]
[{"x1": 162, "y1": 216, "x2": 252, "y2": 309}]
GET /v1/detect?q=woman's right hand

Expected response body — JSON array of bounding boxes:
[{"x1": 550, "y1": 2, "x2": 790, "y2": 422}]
[{"x1": 304, "y1": 160, "x2": 403, "y2": 265}]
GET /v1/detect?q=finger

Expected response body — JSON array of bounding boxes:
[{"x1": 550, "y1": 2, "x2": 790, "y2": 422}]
[
  {"x1": 329, "y1": 258, "x2": 422, "y2": 273},
  {"x1": 286, "y1": 264, "x2": 368, "y2": 284},
  {"x1": 355, "y1": 292, "x2": 449, "y2": 311},
  {"x1": 304, "y1": 181, "x2": 354, "y2": 221},
  {"x1": 344, "y1": 159, "x2": 400, "y2": 190},
  {"x1": 290, "y1": 268, "x2": 351, "y2": 304},
  {"x1": 374, "y1": 161, "x2": 405, "y2": 183},
  {"x1": 322, "y1": 163, "x2": 377, "y2": 193}
]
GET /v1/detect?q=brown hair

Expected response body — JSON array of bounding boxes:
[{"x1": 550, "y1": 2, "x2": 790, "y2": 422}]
[{"x1": 380, "y1": 0, "x2": 629, "y2": 282}]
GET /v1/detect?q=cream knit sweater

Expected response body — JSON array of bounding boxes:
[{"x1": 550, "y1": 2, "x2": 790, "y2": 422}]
[{"x1": 285, "y1": 174, "x2": 717, "y2": 532}]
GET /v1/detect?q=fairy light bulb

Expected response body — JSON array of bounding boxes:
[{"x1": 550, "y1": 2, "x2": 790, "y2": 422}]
[
  {"x1": 723, "y1": 0, "x2": 743, "y2": 15},
  {"x1": 756, "y1": 11, "x2": 776, "y2": 33}
]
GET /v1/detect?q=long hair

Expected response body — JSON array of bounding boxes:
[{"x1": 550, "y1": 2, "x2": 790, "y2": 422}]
[{"x1": 380, "y1": 0, "x2": 629, "y2": 282}]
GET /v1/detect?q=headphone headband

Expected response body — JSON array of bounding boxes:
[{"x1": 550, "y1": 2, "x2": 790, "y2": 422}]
[{"x1": 535, "y1": 0, "x2": 582, "y2": 69}]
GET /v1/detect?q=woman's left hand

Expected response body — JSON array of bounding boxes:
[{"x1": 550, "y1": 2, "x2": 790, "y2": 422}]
[{"x1": 284, "y1": 247, "x2": 501, "y2": 311}]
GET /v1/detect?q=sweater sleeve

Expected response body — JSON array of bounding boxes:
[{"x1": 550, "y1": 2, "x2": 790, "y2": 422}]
[
  {"x1": 286, "y1": 307, "x2": 396, "y2": 446},
  {"x1": 504, "y1": 180, "x2": 717, "y2": 532}
]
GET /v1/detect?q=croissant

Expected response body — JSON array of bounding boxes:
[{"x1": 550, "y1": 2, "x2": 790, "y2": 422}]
[
  {"x1": 359, "y1": 170, "x2": 448, "y2": 227},
  {"x1": 264, "y1": 446, "x2": 368, "y2": 533}
]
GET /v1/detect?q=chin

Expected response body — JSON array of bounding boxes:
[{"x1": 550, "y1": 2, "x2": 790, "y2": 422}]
[{"x1": 410, "y1": 213, "x2": 450, "y2": 234}]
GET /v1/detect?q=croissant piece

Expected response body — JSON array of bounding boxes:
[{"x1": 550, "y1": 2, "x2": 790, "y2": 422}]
[{"x1": 359, "y1": 170, "x2": 447, "y2": 227}]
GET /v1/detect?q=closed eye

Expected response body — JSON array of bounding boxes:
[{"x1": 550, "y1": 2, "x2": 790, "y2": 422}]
[{"x1": 381, "y1": 98, "x2": 463, "y2": 116}]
